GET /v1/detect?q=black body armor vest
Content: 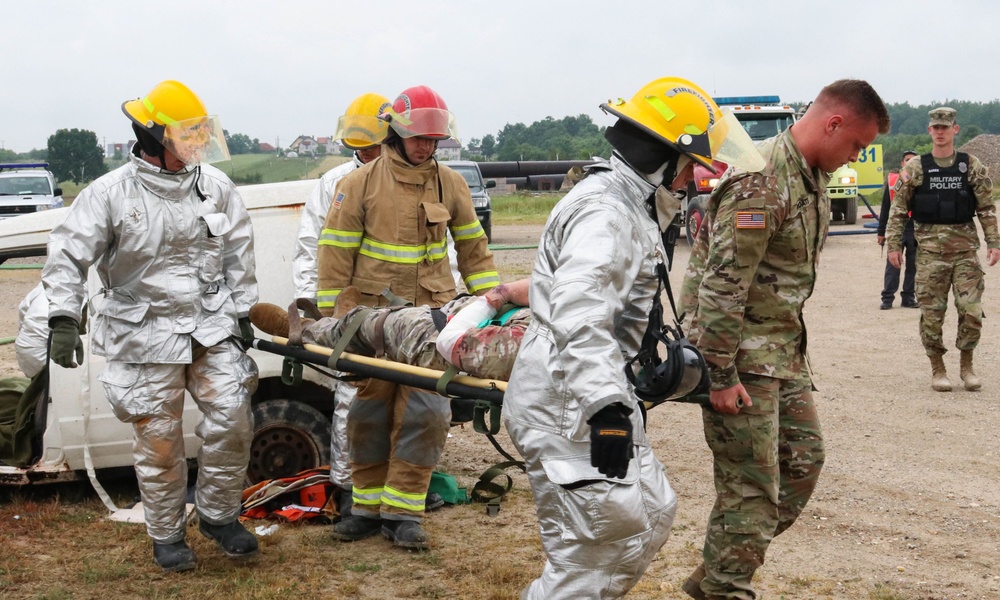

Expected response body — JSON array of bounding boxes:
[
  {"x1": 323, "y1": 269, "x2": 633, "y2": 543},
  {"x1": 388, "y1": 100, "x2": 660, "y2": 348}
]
[{"x1": 911, "y1": 152, "x2": 975, "y2": 225}]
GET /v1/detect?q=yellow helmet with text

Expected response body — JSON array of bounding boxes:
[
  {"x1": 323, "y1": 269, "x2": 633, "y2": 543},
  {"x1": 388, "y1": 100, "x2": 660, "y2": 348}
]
[
  {"x1": 600, "y1": 77, "x2": 763, "y2": 173},
  {"x1": 122, "y1": 80, "x2": 230, "y2": 165},
  {"x1": 335, "y1": 93, "x2": 391, "y2": 150}
]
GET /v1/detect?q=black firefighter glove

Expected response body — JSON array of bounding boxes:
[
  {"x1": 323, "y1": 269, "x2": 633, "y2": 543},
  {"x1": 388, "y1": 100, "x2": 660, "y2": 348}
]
[
  {"x1": 238, "y1": 317, "x2": 255, "y2": 351},
  {"x1": 49, "y1": 316, "x2": 83, "y2": 369},
  {"x1": 587, "y1": 402, "x2": 634, "y2": 479}
]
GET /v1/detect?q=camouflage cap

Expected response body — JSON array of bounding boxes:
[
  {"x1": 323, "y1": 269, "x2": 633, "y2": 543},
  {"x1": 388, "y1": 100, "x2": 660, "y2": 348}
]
[{"x1": 928, "y1": 107, "x2": 957, "y2": 127}]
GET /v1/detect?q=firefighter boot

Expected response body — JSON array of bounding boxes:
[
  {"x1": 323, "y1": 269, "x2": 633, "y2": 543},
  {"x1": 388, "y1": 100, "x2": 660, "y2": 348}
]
[
  {"x1": 960, "y1": 350, "x2": 982, "y2": 391},
  {"x1": 929, "y1": 355, "x2": 952, "y2": 392},
  {"x1": 199, "y1": 519, "x2": 260, "y2": 559},
  {"x1": 249, "y1": 303, "x2": 290, "y2": 337},
  {"x1": 382, "y1": 519, "x2": 430, "y2": 550},
  {"x1": 334, "y1": 486, "x2": 353, "y2": 522},
  {"x1": 152, "y1": 539, "x2": 197, "y2": 573},
  {"x1": 332, "y1": 515, "x2": 382, "y2": 541}
]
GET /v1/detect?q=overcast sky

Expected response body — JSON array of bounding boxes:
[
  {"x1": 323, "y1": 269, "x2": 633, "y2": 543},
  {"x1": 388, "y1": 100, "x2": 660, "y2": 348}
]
[{"x1": 4, "y1": 0, "x2": 999, "y2": 153}]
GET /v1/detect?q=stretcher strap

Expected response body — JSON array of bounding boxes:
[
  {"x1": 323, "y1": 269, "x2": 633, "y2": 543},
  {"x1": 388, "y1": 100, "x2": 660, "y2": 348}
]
[
  {"x1": 435, "y1": 365, "x2": 461, "y2": 395},
  {"x1": 328, "y1": 308, "x2": 373, "y2": 365}
]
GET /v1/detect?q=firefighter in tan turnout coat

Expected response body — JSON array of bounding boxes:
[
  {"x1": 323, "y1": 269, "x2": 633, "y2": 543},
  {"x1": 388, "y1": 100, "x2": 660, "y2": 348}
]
[{"x1": 317, "y1": 85, "x2": 499, "y2": 549}]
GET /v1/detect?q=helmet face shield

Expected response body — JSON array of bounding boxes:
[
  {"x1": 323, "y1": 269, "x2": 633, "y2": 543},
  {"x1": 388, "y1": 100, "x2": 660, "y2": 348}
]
[
  {"x1": 162, "y1": 115, "x2": 230, "y2": 166},
  {"x1": 383, "y1": 107, "x2": 459, "y2": 141},
  {"x1": 336, "y1": 113, "x2": 389, "y2": 150},
  {"x1": 709, "y1": 109, "x2": 766, "y2": 173}
]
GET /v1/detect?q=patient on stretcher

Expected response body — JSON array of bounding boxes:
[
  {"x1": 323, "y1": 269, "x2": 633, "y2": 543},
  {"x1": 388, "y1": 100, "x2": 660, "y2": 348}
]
[{"x1": 250, "y1": 279, "x2": 531, "y2": 381}]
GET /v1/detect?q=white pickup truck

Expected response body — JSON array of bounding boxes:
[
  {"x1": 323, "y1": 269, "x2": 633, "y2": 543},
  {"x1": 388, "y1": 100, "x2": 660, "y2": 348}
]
[
  {"x1": 0, "y1": 180, "x2": 337, "y2": 486},
  {"x1": 0, "y1": 163, "x2": 64, "y2": 220}
]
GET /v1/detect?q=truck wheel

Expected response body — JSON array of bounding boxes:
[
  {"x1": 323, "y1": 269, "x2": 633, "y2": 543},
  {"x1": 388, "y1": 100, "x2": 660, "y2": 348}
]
[
  {"x1": 248, "y1": 399, "x2": 331, "y2": 484},
  {"x1": 843, "y1": 197, "x2": 858, "y2": 225},
  {"x1": 686, "y1": 196, "x2": 707, "y2": 246}
]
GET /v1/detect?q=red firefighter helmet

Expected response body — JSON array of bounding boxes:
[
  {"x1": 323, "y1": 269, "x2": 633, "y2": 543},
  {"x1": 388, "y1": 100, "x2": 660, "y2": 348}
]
[{"x1": 381, "y1": 85, "x2": 459, "y2": 141}]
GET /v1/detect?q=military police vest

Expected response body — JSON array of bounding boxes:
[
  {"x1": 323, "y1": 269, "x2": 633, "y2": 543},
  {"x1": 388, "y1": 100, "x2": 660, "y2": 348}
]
[{"x1": 912, "y1": 152, "x2": 975, "y2": 224}]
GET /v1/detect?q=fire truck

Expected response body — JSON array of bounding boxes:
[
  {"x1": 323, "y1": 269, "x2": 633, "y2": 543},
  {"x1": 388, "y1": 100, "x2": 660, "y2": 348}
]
[{"x1": 684, "y1": 95, "x2": 882, "y2": 241}]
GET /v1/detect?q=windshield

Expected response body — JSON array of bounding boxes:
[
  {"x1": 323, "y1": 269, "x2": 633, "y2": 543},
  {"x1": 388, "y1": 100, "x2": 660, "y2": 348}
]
[
  {"x1": 451, "y1": 166, "x2": 484, "y2": 190},
  {"x1": 0, "y1": 176, "x2": 52, "y2": 196},
  {"x1": 735, "y1": 115, "x2": 796, "y2": 141}
]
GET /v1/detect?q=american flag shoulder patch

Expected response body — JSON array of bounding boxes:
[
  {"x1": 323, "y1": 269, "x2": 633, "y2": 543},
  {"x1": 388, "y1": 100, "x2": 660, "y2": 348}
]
[
  {"x1": 736, "y1": 211, "x2": 766, "y2": 229},
  {"x1": 333, "y1": 192, "x2": 346, "y2": 210}
]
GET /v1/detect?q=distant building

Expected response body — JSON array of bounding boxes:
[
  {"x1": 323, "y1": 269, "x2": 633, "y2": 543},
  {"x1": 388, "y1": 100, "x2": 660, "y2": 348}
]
[
  {"x1": 434, "y1": 138, "x2": 462, "y2": 161},
  {"x1": 316, "y1": 136, "x2": 336, "y2": 155},
  {"x1": 289, "y1": 135, "x2": 319, "y2": 156},
  {"x1": 259, "y1": 142, "x2": 276, "y2": 153},
  {"x1": 106, "y1": 141, "x2": 135, "y2": 158}
]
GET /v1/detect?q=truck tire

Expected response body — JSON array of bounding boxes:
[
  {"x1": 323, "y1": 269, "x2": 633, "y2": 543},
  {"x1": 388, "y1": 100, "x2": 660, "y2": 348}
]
[
  {"x1": 248, "y1": 399, "x2": 331, "y2": 484},
  {"x1": 686, "y1": 195, "x2": 708, "y2": 246},
  {"x1": 843, "y1": 196, "x2": 858, "y2": 225}
]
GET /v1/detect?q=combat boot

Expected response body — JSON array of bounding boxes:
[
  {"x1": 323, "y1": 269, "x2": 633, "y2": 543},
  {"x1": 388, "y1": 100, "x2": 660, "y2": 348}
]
[
  {"x1": 960, "y1": 350, "x2": 982, "y2": 391},
  {"x1": 681, "y1": 564, "x2": 707, "y2": 599},
  {"x1": 249, "y1": 303, "x2": 290, "y2": 337},
  {"x1": 152, "y1": 539, "x2": 197, "y2": 573},
  {"x1": 332, "y1": 515, "x2": 382, "y2": 541},
  {"x1": 382, "y1": 519, "x2": 430, "y2": 550},
  {"x1": 929, "y1": 355, "x2": 952, "y2": 392},
  {"x1": 199, "y1": 519, "x2": 259, "y2": 559}
]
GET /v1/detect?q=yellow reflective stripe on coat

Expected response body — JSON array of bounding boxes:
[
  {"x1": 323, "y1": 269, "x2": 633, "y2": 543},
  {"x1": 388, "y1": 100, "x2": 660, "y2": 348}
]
[
  {"x1": 352, "y1": 485, "x2": 384, "y2": 507},
  {"x1": 359, "y1": 236, "x2": 447, "y2": 264},
  {"x1": 381, "y1": 485, "x2": 426, "y2": 512},
  {"x1": 451, "y1": 219, "x2": 486, "y2": 242},
  {"x1": 465, "y1": 270, "x2": 500, "y2": 293},
  {"x1": 319, "y1": 228, "x2": 363, "y2": 248},
  {"x1": 316, "y1": 288, "x2": 341, "y2": 309}
]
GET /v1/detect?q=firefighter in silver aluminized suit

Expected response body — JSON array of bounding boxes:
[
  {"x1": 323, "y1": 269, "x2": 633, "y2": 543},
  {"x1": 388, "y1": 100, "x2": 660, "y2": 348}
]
[
  {"x1": 41, "y1": 80, "x2": 259, "y2": 573},
  {"x1": 503, "y1": 77, "x2": 764, "y2": 600}
]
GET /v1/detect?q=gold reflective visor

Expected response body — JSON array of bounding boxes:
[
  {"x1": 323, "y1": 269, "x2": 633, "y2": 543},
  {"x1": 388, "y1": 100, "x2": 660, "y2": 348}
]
[{"x1": 162, "y1": 115, "x2": 231, "y2": 166}]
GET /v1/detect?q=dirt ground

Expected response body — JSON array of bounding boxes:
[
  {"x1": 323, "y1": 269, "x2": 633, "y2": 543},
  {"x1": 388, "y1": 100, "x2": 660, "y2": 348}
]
[{"x1": 2, "y1": 220, "x2": 1000, "y2": 599}]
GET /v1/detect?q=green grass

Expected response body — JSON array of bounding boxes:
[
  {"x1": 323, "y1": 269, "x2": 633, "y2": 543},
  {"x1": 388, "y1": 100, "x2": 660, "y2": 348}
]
[
  {"x1": 212, "y1": 154, "x2": 348, "y2": 185},
  {"x1": 58, "y1": 155, "x2": 350, "y2": 203},
  {"x1": 491, "y1": 192, "x2": 564, "y2": 225}
]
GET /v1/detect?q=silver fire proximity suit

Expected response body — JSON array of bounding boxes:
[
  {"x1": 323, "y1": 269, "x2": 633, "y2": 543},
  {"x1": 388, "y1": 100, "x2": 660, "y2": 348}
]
[
  {"x1": 42, "y1": 152, "x2": 258, "y2": 544},
  {"x1": 504, "y1": 156, "x2": 677, "y2": 599},
  {"x1": 293, "y1": 156, "x2": 363, "y2": 489},
  {"x1": 16, "y1": 283, "x2": 49, "y2": 379}
]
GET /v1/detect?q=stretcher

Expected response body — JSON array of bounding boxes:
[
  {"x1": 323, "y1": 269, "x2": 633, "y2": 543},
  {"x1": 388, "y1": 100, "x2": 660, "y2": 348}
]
[
  {"x1": 252, "y1": 336, "x2": 507, "y2": 434},
  {"x1": 251, "y1": 335, "x2": 713, "y2": 437}
]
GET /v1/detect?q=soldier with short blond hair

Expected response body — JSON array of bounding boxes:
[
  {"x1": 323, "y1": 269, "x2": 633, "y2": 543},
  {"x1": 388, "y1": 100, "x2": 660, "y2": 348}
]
[{"x1": 681, "y1": 79, "x2": 890, "y2": 600}]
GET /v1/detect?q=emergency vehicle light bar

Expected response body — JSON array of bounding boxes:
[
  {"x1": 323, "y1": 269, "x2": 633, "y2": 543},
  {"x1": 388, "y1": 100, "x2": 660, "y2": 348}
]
[
  {"x1": 713, "y1": 96, "x2": 781, "y2": 106},
  {"x1": 0, "y1": 163, "x2": 49, "y2": 171}
]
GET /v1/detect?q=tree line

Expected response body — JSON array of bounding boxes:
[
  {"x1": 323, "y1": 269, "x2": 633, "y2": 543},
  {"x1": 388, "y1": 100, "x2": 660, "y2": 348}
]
[
  {"x1": 464, "y1": 100, "x2": 1000, "y2": 168},
  {"x1": 7, "y1": 99, "x2": 1000, "y2": 187}
]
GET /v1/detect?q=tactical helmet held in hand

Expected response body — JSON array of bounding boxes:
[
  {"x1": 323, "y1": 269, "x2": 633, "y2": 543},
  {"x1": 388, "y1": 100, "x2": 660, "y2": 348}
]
[
  {"x1": 336, "y1": 92, "x2": 392, "y2": 150},
  {"x1": 380, "y1": 85, "x2": 459, "y2": 142},
  {"x1": 600, "y1": 76, "x2": 764, "y2": 174},
  {"x1": 122, "y1": 80, "x2": 230, "y2": 165}
]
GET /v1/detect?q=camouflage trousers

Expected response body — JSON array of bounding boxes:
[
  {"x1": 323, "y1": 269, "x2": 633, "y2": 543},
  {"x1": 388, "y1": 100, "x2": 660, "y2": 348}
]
[
  {"x1": 696, "y1": 374, "x2": 824, "y2": 600},
  {"x1": 915, "y1": 249, "x2": 984, "y2": 356}
]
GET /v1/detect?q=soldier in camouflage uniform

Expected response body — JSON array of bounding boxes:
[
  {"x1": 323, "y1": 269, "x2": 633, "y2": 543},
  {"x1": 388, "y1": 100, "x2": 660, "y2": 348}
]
[
  {"x1": 886, "y1": 107, "x2": 1000, "y2": 392},
  {"x1": 680, "y1": 80, "x2": 890, "y2": 600}
]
